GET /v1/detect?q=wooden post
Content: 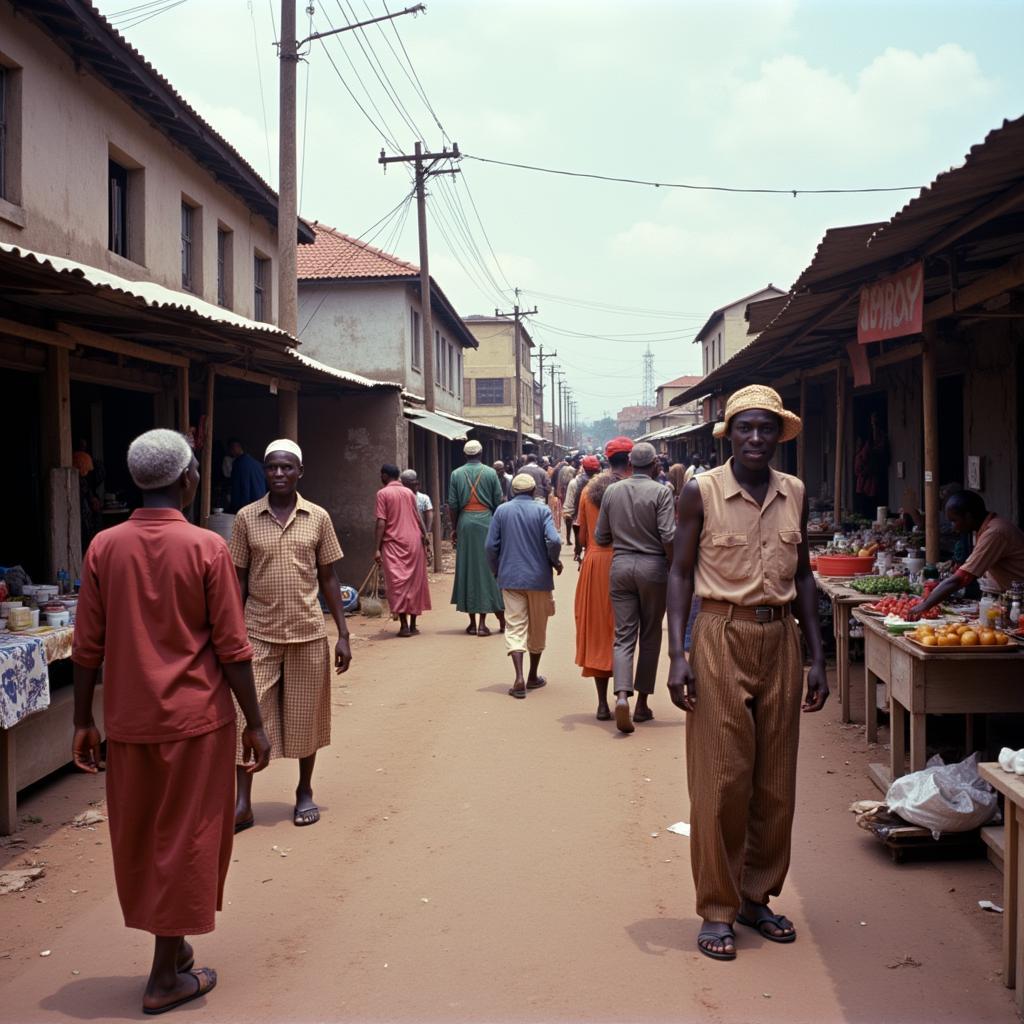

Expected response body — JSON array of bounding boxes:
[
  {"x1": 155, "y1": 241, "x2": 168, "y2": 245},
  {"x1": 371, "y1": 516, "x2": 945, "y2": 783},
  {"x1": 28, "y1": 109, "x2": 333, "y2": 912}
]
[
  {"x1": 922, "y1": 325, "x2": 940, "y2": 563},
  {"x1": 834, "y1": 364, "x2": 846, "y2": 525},
  {"x1": 201, "y1": 368, "x2": 215, "y2": 526},
  {"x1": 177, "y1": 364, "x2": 190, "y2": 434},
  {"x1": 797, "y1": 373, "x2": 807, "y2": 480},
  {"x1": 47, "y1": 347, "x2": 72, "y2": 467},
  {"x1": 277, "y1": 388, "x2": 299, "y2": 441}
]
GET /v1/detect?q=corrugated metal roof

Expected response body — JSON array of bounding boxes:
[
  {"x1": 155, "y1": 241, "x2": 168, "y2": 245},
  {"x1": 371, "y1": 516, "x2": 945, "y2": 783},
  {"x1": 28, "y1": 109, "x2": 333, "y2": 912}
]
[
  {"x1": 1, "y1": 243, "x2": 294, "y2": 342},
  {"x1": 287, "y1": 350, "x2": 400, "y2": 390},
  {"x1": 403, "y1": 406, "x2": 470, "y2": 441}
]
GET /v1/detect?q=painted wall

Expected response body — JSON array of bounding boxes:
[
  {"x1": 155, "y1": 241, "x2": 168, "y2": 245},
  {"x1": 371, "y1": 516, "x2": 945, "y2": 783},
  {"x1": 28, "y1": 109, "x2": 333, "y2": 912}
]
[
  {"x1": 297, "y1": 279, "x2": 466, "y2": 417},
  {"x1": 0, "y1": 3, "x2": 279, "y2": 320},
  {"x1": 463, "y1": 320, "x2": 535, "y2": 430}
]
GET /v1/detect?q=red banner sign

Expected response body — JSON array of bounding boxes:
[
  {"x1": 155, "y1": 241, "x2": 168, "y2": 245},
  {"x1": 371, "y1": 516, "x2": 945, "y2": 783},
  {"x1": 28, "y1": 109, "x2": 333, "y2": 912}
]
[{"x1": 857, "y1": 262, "x2": 924, "y2": 344}]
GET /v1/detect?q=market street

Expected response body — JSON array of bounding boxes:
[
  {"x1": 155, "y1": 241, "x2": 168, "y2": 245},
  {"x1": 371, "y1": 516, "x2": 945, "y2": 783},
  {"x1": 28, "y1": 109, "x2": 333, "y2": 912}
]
[{"x1": 0, "y1": 564, "x2": 1016, "y2": 1024}]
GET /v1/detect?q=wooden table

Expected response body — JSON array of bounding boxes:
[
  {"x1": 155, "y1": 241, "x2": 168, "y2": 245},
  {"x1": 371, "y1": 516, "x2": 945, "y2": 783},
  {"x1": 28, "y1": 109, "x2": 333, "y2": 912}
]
[
  {"x1": 814, "y1": 575, "x2": 875, "y2": 723},
  {"x1": 855, "y1": 611, "x2": 1024, "y2": 791},
  {"x1": 978, "y1": 763, "x2": 1024, "y2": 1010}
]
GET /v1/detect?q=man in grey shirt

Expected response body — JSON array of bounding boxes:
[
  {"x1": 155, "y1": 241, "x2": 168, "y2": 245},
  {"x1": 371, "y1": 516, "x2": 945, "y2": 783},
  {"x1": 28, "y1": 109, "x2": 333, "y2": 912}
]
[
  {"x1": 518, "y1": 452, "x2": 551, "y2": 504},
  {"x1": 595, "y1": 441, "x2": 676, "y2": 734}
]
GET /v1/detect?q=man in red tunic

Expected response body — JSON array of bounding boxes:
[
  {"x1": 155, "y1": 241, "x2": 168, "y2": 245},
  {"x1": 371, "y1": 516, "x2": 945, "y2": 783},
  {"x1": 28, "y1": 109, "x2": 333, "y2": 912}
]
[
  {"x1": 374, "y1": 463, "x2": 431, "y2": 636},
  {"x1": 72, "y1": 429, "x2": 270, "y2": 1016}
]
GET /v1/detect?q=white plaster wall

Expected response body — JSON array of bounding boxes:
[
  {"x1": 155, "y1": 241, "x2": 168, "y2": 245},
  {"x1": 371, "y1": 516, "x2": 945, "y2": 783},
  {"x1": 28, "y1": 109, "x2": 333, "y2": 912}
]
[{"x1": 0, "y1": 3, "x2": 279, "y2": 320}]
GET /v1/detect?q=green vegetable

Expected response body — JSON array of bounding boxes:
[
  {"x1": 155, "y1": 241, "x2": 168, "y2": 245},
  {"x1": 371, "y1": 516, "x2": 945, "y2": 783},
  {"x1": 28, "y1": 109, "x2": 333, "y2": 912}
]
[{"x1": 850, "y1": 576, "x2": 914, "y2": 595}]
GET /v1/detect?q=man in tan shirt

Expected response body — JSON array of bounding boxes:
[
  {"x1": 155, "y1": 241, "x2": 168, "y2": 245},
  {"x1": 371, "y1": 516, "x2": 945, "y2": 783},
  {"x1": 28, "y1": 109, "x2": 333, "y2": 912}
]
[
  {"x1": 229, "y1": 439, "x2": 352, "y2": 831},
  {"x1": 666, "y1": 385, "x2": 827, "y2": 962}
]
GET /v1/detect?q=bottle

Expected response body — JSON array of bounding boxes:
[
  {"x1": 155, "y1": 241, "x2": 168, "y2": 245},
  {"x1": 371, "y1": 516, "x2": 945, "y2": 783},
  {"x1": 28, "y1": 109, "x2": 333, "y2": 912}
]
[
  {"x1": 1011, "y1": 597, "x2": 1022, "y2": 632},
  {"x1": 980, "y1": 594, "x2": 995, "y2": 624}
]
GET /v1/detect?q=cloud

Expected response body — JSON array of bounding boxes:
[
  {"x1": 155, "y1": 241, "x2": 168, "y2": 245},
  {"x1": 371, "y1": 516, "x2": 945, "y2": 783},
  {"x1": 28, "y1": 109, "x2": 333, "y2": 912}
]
[{"x1": 713, "y1": 44, "x2": 995, "y2": 163}]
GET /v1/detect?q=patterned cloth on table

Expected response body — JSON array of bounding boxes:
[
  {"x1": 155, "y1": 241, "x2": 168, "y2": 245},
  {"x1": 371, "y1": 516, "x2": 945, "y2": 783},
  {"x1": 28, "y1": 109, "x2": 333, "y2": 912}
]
[{"x1": 0, "y1": 633, "x2": 51, "y2": 728}]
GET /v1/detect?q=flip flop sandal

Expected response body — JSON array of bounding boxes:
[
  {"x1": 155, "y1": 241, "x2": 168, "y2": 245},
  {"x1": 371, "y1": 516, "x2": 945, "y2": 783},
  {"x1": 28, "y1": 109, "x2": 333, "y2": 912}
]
[
  {"x1": 697, "y1": 929, "x2": 736, "y2": 962},
  {"x1": 508, "y1": 687, "x2": 527, "y2": 699},
  {"x1": 596, "y1": 708, "x2": 612, "y2": 721},
  {"x1": 143, "y1": 967, "x2": 217, "y2": 1015},
  {"x1": 614, "y1": 702, "x2": 635, "y2": 734},
  {"x1": 293, "y1": 805, "x2": 321, "y2": 827},
  {"x1": 526, "y1": 677, "x2": 547, "y2": 690},
  {"x1": 233, "y1": 816, "x2": 255, "y2": 835},
  {"x1": 736, "y1": 910, "x2": 796, "y2": 943},
  {"x1": 477, "y1": 626, "x2": 492, "y2": 637},
  {"x1": 633, "y1": 709, "x2": 655, "y2": 723},
  {"x1": 465, "y1": 625, "x2": 478, "y2": 635}
]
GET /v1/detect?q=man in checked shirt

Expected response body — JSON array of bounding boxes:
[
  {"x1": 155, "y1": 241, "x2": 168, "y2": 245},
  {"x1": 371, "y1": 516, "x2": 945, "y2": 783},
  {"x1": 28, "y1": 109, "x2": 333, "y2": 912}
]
[{"x1": 229, "y1": 439, "x2": 352, "y2": 831}]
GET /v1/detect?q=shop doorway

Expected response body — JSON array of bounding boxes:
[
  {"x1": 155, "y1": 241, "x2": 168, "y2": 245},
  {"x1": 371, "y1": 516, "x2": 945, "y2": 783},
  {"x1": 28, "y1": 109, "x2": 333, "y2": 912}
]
[
  {"x1": 0, "y1": 370, "x2": 46, "y2": 580},
  {"x1": 852, "y1": 391, "x2": 890, "y2": 517}
]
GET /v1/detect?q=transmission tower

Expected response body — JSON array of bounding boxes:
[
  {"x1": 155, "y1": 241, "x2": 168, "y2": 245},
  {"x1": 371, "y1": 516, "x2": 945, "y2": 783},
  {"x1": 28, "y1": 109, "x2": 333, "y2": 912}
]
[{"x1": 641, "y1": 345, "x2": 655, "y2": 406}]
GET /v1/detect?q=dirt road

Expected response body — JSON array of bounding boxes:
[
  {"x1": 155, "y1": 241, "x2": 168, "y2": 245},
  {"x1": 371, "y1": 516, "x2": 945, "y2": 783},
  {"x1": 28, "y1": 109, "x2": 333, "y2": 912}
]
[{"x1": 0, "y1": 560, "x2": 1015, "y2": 1023}]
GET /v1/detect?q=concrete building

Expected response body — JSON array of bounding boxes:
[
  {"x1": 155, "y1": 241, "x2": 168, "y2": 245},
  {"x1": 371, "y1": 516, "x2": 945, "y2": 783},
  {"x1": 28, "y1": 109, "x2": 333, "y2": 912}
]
[
  {"x1": 645, "y1": 374, "x2": 704, "y2": 433},
  {"x1": 462, "y1": 315, "x2": 536, "y2": 435},
  {"x1": 615, "y1": 404, "x2": 656, "y2": 438},
  {"x1": 696, "y1": 285, "x2": 786, "y2": 376},
  {"x1": 296, "y1": 223, "x2": 477, "y2": 420}
]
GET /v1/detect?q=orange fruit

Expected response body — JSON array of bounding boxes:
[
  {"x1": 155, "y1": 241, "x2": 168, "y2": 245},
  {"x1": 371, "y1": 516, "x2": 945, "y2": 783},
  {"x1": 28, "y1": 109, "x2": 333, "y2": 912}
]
[
  {"x1": 921, "y1": 635, "x2": 938, "y2": 647},
  {"x1": 961, "y1": 631, "x2": 979, "y2": 646},
  {"x1": 996, "y1": 632, "x2": 1010, "y2": 646},
  {"x1": 980, "y1": 631, "x2": 997, "y2": 646}
]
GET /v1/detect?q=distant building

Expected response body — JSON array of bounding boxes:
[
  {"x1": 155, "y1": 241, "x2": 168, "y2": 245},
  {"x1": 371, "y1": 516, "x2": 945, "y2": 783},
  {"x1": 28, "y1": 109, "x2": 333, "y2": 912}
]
[
  {"x1": 462, "y1": 315, "x2": 536, "y2": 436},
  {"x1": 645, "y1": 374, "x2": 704, "y2": 434},
  {"x1": 616, "y1": 404, "x2": 656, "y2": 438},
  {"x1": 696, "y1": 285, "x2": 786, "y2": 376}
]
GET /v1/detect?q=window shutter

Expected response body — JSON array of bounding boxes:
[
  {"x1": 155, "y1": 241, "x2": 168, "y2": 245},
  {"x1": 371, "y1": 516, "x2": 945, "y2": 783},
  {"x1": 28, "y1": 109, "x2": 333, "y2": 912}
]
[{"x1": 464, "y1": 377, "x2": 472, "y2": 405}]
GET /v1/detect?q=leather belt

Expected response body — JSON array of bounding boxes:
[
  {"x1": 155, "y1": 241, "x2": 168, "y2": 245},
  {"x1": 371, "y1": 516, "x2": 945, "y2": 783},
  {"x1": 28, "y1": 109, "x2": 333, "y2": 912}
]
[{"x1": 700, "y1": 599, "x2": 791, "y2": 623}]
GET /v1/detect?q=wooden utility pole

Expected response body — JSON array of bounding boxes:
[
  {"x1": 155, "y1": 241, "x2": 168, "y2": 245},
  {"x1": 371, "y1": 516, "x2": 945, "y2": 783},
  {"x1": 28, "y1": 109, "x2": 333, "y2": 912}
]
[
  {"x1": 550, "y1": 365, "x2": 561, "y2": 450},
  {"x1": 379, "y1": 141, "x2": 461, "y2": 572},
  {"x1": 276, "y1": 2, "x2": 424, "y2": 440},
  {"x1": 495, "y1": 288, "x2": 538, "y2": 462},
  {"x1": 536, "y1": 345, "x2": 556, "y2": 443},
  {"x1": 922, "y1": 325, "x2": 940, "y2": 562},
  {"x1": 833, "y1": 363, "x2": 847, "y2": 526}
]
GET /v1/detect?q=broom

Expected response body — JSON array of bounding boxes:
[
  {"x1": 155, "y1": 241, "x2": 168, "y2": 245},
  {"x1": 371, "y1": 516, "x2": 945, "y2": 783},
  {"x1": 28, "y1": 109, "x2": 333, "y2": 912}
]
[{"x1": 357, "y1": 562, "x2": 384, "y2": 617}]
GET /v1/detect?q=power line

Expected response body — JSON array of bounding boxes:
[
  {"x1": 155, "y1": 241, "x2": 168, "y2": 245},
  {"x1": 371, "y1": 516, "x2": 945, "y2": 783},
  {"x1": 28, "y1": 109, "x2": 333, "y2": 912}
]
[
  {"x1": 247, "y1": 0, "x2": 274, "y2": 182},
  {"x1": 522, "y1": 288, "x2": 704, "y2": 319},
  {"x1": 463, "y1": 153, "x2": 924, "y2": 196},
  {"x1": 299, "y1": 4, "x2": 314, "y2": 211},
  {"x1": 381, "y1": 0, "x2": 448, "y2": 142},
  {"x1": 109, "y1": 0, "x2": 189, "y2": 30},
  {"x1": 534, "y1": 320, "x2": 699, "y2": 344}
]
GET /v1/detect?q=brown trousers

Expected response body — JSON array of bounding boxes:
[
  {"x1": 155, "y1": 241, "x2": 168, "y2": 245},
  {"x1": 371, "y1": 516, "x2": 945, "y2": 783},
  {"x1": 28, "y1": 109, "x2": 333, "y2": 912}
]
[{"x1": 686, "y1": 611, "x2": 803, "y2": 923}]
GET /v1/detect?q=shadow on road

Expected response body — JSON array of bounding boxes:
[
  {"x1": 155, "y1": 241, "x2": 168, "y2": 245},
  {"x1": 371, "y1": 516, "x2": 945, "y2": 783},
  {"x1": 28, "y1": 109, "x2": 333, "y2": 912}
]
[
  {"x1": 625, "y1": 917, "x2": 696, "y2": 955},
  {"x1": 39, "y1": 975, "x2": 160, "y2": 1020}
]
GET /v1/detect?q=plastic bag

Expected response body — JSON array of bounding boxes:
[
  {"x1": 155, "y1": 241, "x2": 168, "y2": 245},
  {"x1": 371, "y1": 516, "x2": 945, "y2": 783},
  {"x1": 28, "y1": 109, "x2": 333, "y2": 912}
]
[{"x1": 885, "y1": 752, "x2": 998, "y2": 839}]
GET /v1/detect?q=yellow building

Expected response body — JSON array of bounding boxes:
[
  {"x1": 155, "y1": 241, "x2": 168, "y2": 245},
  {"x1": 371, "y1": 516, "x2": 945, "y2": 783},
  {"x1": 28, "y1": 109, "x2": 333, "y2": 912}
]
[{"x1": 462, "y1": 315, "x2": 536, "y2": 434}]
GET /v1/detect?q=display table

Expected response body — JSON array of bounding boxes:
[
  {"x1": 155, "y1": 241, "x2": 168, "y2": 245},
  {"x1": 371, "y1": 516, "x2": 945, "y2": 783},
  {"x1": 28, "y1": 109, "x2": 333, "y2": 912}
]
[
  {"x1": 0, "y1": 626, "x2": 102, "y2": 835},
  {"x1": 978, "y1": 763, "x2": 1024, "y2": 1010},
  {"x1": 855, "y1": 611, "x2": 1024, "y2": 792},
  {"x1": 814, "y1": 575, "x2": 875, "y2": 723}
]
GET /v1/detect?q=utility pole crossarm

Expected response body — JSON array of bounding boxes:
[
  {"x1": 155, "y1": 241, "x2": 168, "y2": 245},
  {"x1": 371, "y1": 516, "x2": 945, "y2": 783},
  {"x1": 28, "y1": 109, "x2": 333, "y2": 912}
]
[{"x1": 300, "y1": 4, "x2": 425, "y2": 48}]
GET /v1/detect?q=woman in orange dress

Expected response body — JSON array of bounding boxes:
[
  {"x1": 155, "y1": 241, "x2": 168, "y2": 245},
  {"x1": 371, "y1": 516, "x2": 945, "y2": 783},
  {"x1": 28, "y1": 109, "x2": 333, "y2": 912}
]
[{"x1": 574, "y1": 469, "x2": 616, "y2": 719}]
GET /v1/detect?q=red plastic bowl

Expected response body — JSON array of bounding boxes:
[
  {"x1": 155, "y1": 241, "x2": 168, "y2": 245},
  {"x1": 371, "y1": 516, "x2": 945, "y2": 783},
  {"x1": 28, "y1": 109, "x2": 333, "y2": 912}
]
[{"x1": 816, "y1": 555, "x2": 876, "y2": 577}]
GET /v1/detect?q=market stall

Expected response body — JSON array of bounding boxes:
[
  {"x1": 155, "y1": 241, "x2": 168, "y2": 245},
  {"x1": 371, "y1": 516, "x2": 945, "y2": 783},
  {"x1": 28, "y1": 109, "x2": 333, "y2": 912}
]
[{"x1": 854, "y1": 609, "x2": 1022, "y2": 794}]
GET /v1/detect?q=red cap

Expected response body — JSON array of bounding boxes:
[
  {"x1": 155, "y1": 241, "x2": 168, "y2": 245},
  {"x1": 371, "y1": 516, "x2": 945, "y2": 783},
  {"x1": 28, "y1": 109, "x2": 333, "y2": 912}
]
[
  {"x1": 605, "y1": 436, "x2": 634, "y2": 457},
  {"x1": 582, "y1": 455, "x2": 601, "y2": 471}
]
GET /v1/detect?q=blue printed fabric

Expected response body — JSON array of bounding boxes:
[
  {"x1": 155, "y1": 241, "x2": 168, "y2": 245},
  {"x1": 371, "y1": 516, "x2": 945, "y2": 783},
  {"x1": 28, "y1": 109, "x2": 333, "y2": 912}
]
[{"x1": 0, "y1": 635, "x2": 51, "y2": 728}]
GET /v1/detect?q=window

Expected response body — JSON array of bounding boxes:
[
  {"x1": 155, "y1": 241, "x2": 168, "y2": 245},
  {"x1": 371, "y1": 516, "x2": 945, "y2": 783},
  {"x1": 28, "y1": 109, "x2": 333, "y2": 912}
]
[
  {"x1": 0, "y1": 60, "x2": 22, "y2": 212},
  {"x1": 109, "y1": 160, "x2": 130, "y2": 257},
  {"x1": 456, "y1": 351, "x2": 462, "y2": 398},
  {"x1": 180, "y1": 202, "x2": 194, "y2": 290},
  {"x1": 217, "y1": 226, "x2": 233, "y2": 307},
  {"x1": 475, "y1": 378, "x2": 504, "y2": 405},
  {"x1": 410, "y1": 309, "x2": 421, "y2": 371},
  {"x1": 447, "y1": 343, "x2": 455, "y2": 394},
  {"x1": 435, "y1": 330, "x2": 442, "y2": 386},
  {"x1": 254, "y1": 252, "x2": 271, "y2": 322}
]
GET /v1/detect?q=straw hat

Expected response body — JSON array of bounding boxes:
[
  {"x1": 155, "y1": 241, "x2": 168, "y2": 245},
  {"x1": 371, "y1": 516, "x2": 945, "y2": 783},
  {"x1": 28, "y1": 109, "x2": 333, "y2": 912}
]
[{"x1": 713, "y1": 384, "x2": 802, "y2": 443}]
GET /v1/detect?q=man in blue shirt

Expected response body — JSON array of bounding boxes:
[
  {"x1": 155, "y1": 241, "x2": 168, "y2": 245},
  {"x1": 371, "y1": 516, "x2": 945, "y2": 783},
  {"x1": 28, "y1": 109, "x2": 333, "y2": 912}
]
[
  {"x1": 485, "y1": 473, "x2": 563, "y2": 698},
  {"x1": 228, "y1": 438, "x2": 268, "y2": 512}
]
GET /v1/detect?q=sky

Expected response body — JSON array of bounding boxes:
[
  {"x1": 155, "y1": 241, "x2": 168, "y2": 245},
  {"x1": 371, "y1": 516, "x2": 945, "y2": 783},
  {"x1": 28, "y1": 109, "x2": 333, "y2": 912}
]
[{"x1": 96, "y1": 0, "x2": 1024, "y2": 421}]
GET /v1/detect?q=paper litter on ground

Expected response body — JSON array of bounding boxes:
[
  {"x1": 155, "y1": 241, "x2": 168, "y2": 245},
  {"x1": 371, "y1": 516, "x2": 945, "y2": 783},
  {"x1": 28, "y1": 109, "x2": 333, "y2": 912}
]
[
  {"x1": 979, "y1": 900, "x2": 1004, "y2": 913},
  {"x1": 666, "y1": 822, "x2": 691, "y2": 837}
]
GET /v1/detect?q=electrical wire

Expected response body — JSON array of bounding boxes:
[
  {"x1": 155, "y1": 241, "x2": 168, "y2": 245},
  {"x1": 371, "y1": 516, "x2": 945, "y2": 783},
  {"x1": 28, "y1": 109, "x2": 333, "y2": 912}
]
[
  {"x1": 534, "y1": 321, "x2": 699, "y2": 344},
  {"x1": 106, "y1": 0, "x2": 177, "y2": 20},
  {"x1": 266, "y1": 0, "x2": 278, "y2": 44},
  {"x1": 381, "y1": 0, "x2": 448, "y2": 143},
  {"x1": 521, "y1": 288, "x2": 704, "y2": 319},
  {"x1": 299, "y1": 5, "x2": 313, "y2": 211},
  {"x1": 109, "y1": 0, "x2": 189, "y2": 30},
  {"x1": 247, "y1": 0, "x2": 275, "y2": 183},
  {"x1": 463, "y1": 154, "x2": 924, "y2": 196}
]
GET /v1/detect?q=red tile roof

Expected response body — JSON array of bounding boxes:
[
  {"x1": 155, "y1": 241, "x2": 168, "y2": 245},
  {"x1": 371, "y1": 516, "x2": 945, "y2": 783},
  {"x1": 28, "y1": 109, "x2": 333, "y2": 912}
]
[
  {"x1": 297, "y1": 222, "x2": 420, "y2": 280},
  {"x1": 658, "y1": 374, "x2": 703, "y2": 390}
]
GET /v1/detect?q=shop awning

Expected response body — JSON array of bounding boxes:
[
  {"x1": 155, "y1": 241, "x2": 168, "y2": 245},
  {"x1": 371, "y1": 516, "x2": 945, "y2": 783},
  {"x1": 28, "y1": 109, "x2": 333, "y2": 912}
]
[
  {"x1": 638, "y1": 421, "x2": 712, "y2": 443},
  {"x1": 403, "y1": 405, "x2": 470, "y2": 441}
]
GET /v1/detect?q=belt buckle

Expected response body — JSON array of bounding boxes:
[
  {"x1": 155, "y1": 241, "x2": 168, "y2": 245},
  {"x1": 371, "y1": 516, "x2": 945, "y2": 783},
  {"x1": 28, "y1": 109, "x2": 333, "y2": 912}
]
[{"x1": 754, "y1": 605, "x2": 774, "y2": 623}]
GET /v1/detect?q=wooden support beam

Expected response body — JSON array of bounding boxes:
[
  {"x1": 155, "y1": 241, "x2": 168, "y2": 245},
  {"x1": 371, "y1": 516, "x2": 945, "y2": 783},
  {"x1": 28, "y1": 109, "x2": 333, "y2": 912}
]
[
  {"x1": 797, "y1": 374, "x2": 807, "y2": 480},
  {"x1": 213, "y1": 362, "x2": 299, "y2": 391},
  {"x1": 57, "y1": 323, "x2": 189, "y2": 368},
  {"x1": 924, "y1": 254, "x2": 1024, "y2": 323},
  {"x1": 177, "y1": 365, "x2": 190, "y2": 433},
  {"x1": 278, "y1": 388, "x2": 299, "y2": 441},
  {"x1": 45, "y1": 347, "x2": 73, "y2": 468},
  {"x1": 834, "y1": 364, "x2": 846, "y2": 524},
  {"x1": 871, "y1": 341, "x2": 923, "y2": 370},
  {"x1": 922, "y1": 326, "x2": 940, "y2": 563},
  {"x1": 0, "y1": 316, "x2": 76, "y2": 350},
  {"x1": 758, "y1": 291, "x2": 857, "y2": 370},
  {"x1": 200, "y1": 369, "x2": 215, "y2": 526},
  {"x1": 922, "y1": 180, "x2": 1024, "y2": 258}
]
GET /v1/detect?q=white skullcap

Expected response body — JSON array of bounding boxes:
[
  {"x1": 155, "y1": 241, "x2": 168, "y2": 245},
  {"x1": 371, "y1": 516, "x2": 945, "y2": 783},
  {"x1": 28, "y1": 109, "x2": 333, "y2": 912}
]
[
  {"x1": 264, "y1": 438, "x2": 302, "y2": 462},
  {"x1": 127, "y1": 429, "x2": 194, "y2": 491},
  {"x1": 511, "y1": 472, "x2": 537, "y2": 495},
  {"x1": 464, "y1": 439, "x2": 483, "y2": 456}
]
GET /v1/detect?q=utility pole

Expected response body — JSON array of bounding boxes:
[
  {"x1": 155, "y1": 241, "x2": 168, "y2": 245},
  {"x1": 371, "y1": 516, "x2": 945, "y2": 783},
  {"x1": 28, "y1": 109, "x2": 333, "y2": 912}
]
[
  {"x1": 551, "y1": 367, "x2": 563, "y2": 449},
  {"x1": 379, "y1": 140, "x2": 461, "y2": 572},
  {"x1": 494, "y1": 288, "x2": 538, "y2": 463},
  {"x1": 535, "y1": 345, "x2": 556, "y2": 445},
  {"x1": 277, "y1": 0, "x2": 424, "y2": 439}
]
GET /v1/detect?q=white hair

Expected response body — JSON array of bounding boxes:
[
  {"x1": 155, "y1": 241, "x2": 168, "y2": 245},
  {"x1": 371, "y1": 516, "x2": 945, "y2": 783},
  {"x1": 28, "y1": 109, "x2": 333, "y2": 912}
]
[
  {"x1": 399, "y1": 469, "x2": 418, "y2": 484},
  {"x1": 127, "y1": 429, "x2": 194, "y2": 491}
]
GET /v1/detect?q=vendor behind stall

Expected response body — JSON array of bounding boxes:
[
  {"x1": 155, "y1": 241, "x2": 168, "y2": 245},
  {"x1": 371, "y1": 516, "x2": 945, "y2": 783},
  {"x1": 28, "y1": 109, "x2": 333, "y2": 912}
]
[{"x1": 911, "y1": 490, "x2": 1024, "y2": 616}]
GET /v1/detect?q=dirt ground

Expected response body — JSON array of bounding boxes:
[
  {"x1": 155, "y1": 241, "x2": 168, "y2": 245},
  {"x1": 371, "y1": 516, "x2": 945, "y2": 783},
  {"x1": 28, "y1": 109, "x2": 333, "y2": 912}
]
[{"x1": 0, "y1": 556, "x2": 1016, "y2": 1023}]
